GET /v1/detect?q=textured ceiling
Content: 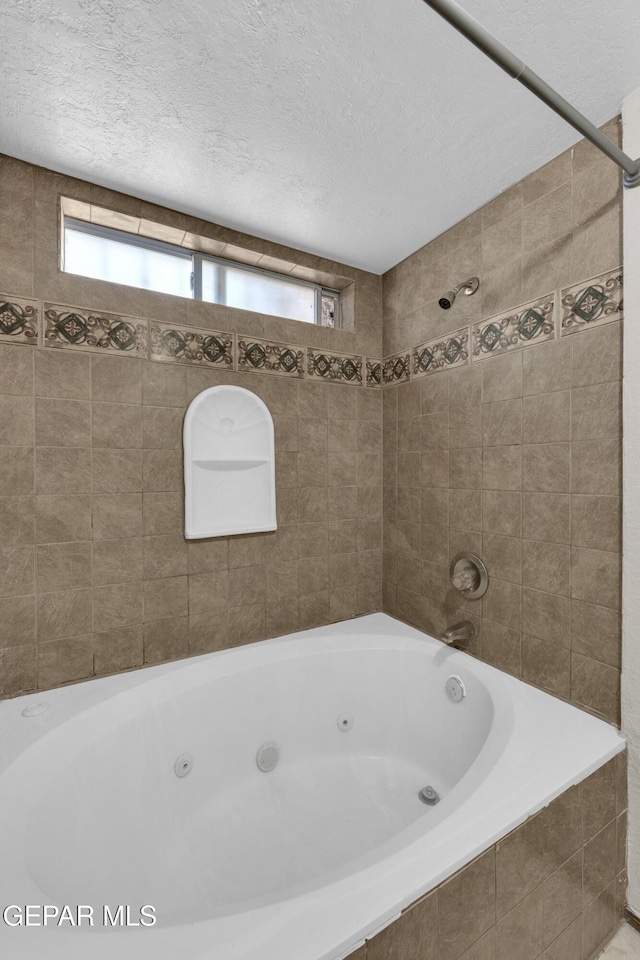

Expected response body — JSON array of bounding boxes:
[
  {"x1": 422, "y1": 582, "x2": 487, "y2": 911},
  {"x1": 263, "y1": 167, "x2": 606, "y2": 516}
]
[{"x1": 2, "y1": 0, "x2": 640, "y2": 273}]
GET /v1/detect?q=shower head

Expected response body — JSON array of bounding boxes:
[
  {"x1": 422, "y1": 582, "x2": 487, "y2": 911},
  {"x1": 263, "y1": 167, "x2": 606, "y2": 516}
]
[
  {"x1": 438, "y1": 291, "x2": 457, "y2": 310},
  {"x1": 439, "y1": 276, "x2": 479, "y2": 310}
]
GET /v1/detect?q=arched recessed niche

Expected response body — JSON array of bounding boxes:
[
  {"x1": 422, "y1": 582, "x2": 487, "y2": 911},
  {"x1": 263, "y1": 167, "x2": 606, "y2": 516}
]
[{"x1": 183, "y1": 385, "x2": 277, "y2": 539}]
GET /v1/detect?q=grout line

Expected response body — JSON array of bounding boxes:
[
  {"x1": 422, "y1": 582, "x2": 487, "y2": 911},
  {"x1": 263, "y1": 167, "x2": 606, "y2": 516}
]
[
  {"x1": 569, "y1": 331, "x2": 574, "y2": 700},
  {"x1": 29, "y1": 173, "x2": 36, "y2": 304}
]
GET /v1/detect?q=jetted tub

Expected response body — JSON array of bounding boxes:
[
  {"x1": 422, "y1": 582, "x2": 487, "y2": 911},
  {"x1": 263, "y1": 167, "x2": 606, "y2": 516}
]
[{"x1": 0, "y1": 613, "x2": 625, "y2": 960}]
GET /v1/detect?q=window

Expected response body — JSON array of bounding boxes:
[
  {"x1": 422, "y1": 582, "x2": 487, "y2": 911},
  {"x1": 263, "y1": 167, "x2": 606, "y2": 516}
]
[{"x1": 63, "y1": 218, "x2": 341, "y2": 327}]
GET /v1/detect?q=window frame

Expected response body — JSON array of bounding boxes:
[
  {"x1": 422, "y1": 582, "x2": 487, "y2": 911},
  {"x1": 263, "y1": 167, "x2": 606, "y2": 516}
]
[{"x1": 63, "y1": 217, "x2": 341, "y2": 328}]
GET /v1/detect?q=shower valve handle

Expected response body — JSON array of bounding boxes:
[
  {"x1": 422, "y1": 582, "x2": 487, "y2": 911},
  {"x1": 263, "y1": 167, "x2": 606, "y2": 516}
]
[{"x1": 451, "y1": 565, "x2": 478, "y2": 594}]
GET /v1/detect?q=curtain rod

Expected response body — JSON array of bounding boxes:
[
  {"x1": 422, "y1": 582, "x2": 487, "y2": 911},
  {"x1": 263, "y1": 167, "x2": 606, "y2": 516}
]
[{"x1": 422, "y1": 0, "x2": 640, "y2": 188}]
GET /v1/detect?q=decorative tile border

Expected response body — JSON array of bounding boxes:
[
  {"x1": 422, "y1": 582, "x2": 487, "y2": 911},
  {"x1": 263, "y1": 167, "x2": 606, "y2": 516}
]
[
  {"x1": 561, "y1": 268, "x2": 623, "y2": 336},
  {"x1": 382, "y1": 352, "x2": 410, "y2": 385},
  {"x1": 37, "y1": 297, "x2": 371, "y2": 387},
  {"x1": 0, "y1": 295, "x2": 38, "y2": 345},
  {"x1": 365, "y1": 359, "x2": 382, "y2": 388},
  {"x1": 412, "y1": 327, "x2": 469, "y2": 380},
  {"x1": 237, "y1": 337, "x2": 305, "y2": 379},
  {"x1": 43, "y1": 303, "x2": 148, "y2": 358},
  {"x1": 150, "y1": 321, "x2": 233, "y2": 368},
  {"x1": 307, "y1": 349, "x2": 362, "y2": 385},
  {"x1": 472, "y1": 294, "x2": 555, "y2": 361},
  {"x1": 21, "y1": 271, "x2": 622, "y2": 391}
]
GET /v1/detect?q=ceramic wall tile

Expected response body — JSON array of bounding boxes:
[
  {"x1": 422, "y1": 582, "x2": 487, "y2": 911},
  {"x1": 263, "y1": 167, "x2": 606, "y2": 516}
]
[
  {"x1": 43, "y1": 303, "x2": 148, "y2": 358},
  {"x1": 0, "y1": 295, "x2": 39, "y2": 345},
  {"x1": 307, "y1": 349, "x2": 363, "y2": 385},
  {"x1": 472, "y1": 294, "x2": 555, "y2": 361},
  {"x1": 561, "y1": 269, "x2": 623, "y2": 336},
  {"x1": 150, "y1": 320, "x2": 233, "y2": 368},
  {"x1": 237, "y1": 336, "x2": 305, "y2": 378},
  {"x1": 365, "y1": 359, "x2": 382, "y2": 387},
  {"x1": 382, "y1": 351, "x2": 410, "y2": 385},
  {"x1": 412, "y1": 327, "x2": 470, "y2": 380}
]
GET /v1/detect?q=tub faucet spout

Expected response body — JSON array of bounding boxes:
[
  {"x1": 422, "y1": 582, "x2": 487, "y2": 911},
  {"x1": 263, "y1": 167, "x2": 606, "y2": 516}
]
[{"x1": 441, "y1": 620, "x2": 476, "y2": 649}]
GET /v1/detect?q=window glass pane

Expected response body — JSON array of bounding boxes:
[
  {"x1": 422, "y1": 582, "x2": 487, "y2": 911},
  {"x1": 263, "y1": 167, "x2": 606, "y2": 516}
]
[
  {"x1": 64, "y1": 226, "x2": 193, "y2": 298},
  {"x1": 321, "y1": 293, "x2": 339, "y2": 328},
  {"x1": 200, "y1": 259, "x2": 221, "y2": 305},
  {"x1": 201, "y1": 260, "x2": 315, "y2": 324}
]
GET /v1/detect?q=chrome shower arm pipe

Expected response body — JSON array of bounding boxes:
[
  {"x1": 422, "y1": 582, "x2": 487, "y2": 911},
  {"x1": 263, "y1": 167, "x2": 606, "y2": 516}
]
[{"x1": 421, "y1": 0, "x2": 640, "y2": 187}]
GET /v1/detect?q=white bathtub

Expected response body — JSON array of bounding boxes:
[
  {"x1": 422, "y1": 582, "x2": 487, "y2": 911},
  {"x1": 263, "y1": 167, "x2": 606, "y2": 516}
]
[{"x1": 0, "y1": 613, "x2": 625, "y2": 960}]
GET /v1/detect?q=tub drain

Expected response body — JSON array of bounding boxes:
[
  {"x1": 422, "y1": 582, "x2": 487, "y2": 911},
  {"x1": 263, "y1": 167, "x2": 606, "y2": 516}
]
[{"x1": 256, "y1": 741, "x2": 279, "y2": 773}]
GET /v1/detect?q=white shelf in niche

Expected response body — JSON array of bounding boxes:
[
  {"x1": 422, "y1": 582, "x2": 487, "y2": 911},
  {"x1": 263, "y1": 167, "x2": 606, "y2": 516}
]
[
  {"x1": 184, "y1": 386, "x2": 277, "y2": 539},
  {"x1": 193, "y1": 458, "x2": 269, "y2": 470}
]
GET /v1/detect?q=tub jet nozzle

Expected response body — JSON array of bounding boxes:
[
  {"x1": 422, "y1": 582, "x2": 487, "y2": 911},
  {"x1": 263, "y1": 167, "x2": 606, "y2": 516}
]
[{"x1": 419, "y1": 785, "x2": 440, "y2": 806}]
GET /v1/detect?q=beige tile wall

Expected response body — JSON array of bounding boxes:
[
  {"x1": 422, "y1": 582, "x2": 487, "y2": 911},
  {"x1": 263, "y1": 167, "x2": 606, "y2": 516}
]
[
  {"x1": 381, "y1": 119, "x2": 623, "y2": 725},
  {"x1": 0, "y1": 155, "x2": 383, "y2": 697},
  {"x1": 0, "y1": 119, "x2": 624, "y2": 720},
  {"x1": 347, "y1": 751, "x2": 627, "y2": 960}
]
